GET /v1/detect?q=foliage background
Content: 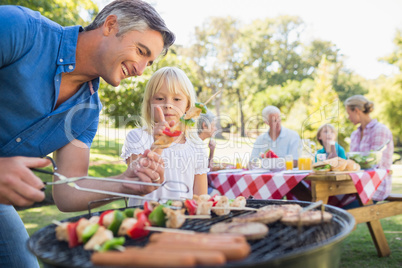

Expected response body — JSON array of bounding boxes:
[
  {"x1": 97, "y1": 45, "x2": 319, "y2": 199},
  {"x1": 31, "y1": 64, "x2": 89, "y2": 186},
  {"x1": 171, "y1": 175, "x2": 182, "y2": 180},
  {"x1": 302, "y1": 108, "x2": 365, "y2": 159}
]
[{"x1": 2, "y1": 0, "x2": 401, "y2": 156}]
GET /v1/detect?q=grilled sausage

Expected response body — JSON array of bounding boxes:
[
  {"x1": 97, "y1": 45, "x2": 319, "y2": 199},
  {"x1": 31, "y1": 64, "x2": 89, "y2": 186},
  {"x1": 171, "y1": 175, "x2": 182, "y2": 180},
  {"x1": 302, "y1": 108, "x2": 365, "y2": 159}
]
[
  {"x1": 147, "y1": 248, "x2": 226, "y2": 266},
  {"x1": 148, "y1": 232, "x2": 247, "y2": 244},
  {"x1": 91, "y1": 247, "x2": 196, "y2": 267},
  {"x1": 209, "y1": 221, "x2": 269, "y2": 240},
  {"x1": 146, "y1": 240, "x2": 251, "y2": 261}
]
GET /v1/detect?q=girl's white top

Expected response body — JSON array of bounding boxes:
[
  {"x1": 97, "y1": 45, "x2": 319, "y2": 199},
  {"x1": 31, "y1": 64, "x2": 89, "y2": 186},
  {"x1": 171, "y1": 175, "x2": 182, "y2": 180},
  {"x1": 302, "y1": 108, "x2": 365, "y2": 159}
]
[{"x1": 121, "y1": 128, "x2": 210, "y2": 206}]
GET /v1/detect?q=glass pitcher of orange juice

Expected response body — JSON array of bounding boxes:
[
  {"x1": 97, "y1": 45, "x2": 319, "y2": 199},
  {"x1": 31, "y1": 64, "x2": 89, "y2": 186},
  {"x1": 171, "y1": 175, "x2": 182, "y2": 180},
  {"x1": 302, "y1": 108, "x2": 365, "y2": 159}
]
[{"x1": 298, "y1": 155, "x2": 312, "y2": 170}]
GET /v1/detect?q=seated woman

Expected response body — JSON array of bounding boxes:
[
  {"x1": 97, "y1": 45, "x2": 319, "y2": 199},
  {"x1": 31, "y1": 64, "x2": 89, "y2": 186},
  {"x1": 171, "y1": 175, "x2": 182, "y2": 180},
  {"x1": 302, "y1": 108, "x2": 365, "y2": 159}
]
[
  {"x1": 345, "y1": 95, "x2": 394, "y2": 203},
  {"x1": 315, "y1": 123, "x2": 346, "y2": 161}
]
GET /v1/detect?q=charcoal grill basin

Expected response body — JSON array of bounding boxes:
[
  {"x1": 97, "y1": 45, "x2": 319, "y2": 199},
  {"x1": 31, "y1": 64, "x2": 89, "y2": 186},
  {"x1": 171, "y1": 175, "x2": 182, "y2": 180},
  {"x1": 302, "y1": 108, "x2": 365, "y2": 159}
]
[{"x1": 28, "y1": 199, "x2": 355, "y2": 268}]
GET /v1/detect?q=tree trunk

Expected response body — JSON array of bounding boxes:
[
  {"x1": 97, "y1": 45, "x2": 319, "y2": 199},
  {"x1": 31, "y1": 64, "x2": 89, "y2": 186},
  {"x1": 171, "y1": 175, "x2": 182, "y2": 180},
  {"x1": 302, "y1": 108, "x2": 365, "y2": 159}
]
[
  {"x1": 236, "y1": 88, "x2": 246, "y2": 137},
  {"x1": 214, "y1": 88, "x2": 225, "y2": 139}
]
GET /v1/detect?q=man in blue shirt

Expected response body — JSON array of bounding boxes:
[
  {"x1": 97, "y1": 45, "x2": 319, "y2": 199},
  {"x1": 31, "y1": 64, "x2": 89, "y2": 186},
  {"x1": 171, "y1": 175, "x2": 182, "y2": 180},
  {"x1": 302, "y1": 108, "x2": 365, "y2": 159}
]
[
  {"x1": 0, "y1": 0, "x2": 175, "y2": 266},
  {"x1": 250, "y1": 105, "x2": 301, "y2": 165}
]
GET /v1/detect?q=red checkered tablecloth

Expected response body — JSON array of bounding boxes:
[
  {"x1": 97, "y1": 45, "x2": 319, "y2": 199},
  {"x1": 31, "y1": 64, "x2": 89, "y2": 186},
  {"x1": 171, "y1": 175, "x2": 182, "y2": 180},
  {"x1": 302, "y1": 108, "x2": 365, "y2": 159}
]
[
  {"x1": 207, "y1": 171, "x2": 310, "y2": 199},
  {"x1": 349, "y1": 169, "x2": 389, "y2": 204},
  {"x1": 208, "y1": 169, "x2": 390, "y2": 205}
]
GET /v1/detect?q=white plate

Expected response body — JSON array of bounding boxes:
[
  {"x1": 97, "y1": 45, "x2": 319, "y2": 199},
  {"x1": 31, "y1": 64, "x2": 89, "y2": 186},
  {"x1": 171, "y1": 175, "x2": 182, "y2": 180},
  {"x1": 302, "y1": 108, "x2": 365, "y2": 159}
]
[
  {"x1": 281, "y1": 170, "x2": 312, "y2": 174},
  {"x1": 239, "y1": 169, "x2": 271, "y2": 175},
  {"x1": 213, "y1": 169, "x2": 245, "y2": 174}
]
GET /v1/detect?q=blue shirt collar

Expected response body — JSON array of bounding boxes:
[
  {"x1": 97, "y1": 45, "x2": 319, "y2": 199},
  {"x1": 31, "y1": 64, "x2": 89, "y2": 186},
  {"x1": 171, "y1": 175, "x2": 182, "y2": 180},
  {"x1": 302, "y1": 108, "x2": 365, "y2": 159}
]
[{"x1": 57, "y1": 26, "x2": 82, "y2": 67}]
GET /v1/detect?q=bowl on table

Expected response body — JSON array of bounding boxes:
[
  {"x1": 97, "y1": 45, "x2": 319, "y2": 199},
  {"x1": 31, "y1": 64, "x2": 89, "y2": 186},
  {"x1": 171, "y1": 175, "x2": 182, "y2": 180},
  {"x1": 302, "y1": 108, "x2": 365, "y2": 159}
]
[{"x1": 347, "y1": 151, "x2": 382, "y2": 169}]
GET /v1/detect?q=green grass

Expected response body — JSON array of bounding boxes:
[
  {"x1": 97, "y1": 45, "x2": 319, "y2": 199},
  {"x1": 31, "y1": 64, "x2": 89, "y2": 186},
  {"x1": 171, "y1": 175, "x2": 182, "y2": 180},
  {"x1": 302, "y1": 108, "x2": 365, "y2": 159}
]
[
  {"x1": 18, "y1": 133, "x2": 402, "y2": 267},
  {"x1": 340, "y1": 216, "x2": 402, "y2": 267}
]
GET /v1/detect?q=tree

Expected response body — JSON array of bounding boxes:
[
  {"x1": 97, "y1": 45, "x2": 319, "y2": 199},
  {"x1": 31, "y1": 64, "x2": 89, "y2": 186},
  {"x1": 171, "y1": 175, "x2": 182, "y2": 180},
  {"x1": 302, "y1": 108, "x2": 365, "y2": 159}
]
[
  {"x1": 301, "y1": 56, "x2": 352, "y2": 150},
  {"x1": 183, "y1": 17, "x2": 245, "y2": 137},
  {"x1": 369, "y1": 29, "x2": 402, "y2": 145},
  {"x1": 1, "y1": 0, "x2": 98, "y2": 26}
]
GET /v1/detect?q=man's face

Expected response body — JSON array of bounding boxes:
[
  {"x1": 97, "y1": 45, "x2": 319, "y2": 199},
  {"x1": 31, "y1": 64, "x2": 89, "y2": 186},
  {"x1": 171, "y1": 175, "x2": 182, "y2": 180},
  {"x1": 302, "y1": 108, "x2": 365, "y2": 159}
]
[
  {"x1": 267, "y1": 113, "x2": 281, "y2": 130},
  {"x1": 99, "y1": 26, "x2": 164, "y2": 86}
]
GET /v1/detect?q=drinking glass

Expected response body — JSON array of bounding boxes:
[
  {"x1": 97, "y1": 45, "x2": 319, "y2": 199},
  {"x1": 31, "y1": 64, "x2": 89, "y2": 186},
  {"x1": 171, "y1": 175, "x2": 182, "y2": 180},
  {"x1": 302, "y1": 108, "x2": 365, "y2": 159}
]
[{"x1": 285, "y1": 155, "x2": 293, "y2": 170}]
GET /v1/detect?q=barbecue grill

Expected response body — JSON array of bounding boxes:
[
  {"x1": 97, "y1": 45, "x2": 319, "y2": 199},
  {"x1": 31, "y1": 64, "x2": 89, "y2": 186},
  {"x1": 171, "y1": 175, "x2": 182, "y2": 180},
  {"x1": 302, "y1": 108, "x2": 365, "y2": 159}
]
[{"x1": 28, "y1": 199, "x2": 355, "y2": 268}]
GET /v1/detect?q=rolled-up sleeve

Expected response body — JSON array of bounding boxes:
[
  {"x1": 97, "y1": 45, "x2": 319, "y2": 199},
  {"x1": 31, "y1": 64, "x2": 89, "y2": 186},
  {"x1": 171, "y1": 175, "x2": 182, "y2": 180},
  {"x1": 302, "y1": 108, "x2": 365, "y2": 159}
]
[{"x1": 75, "y1": 117, "x2": 99, "y2": 148}]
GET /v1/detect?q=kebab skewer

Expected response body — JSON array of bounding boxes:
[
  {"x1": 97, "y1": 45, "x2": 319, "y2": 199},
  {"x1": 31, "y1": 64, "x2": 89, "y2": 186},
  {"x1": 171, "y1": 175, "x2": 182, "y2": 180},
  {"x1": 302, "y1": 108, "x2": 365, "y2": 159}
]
[
  {"x1": 54, "y1": 203, "x2": 203, "y2": 251},
  {"x1": 152, "y1": 90, "x2": 221, "y2": 152}
]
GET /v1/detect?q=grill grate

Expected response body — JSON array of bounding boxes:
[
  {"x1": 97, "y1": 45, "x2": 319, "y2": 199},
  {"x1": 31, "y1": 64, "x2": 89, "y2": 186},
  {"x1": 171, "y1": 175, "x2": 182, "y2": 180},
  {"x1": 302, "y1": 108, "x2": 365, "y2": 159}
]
[{"x1": 28, "y1": 199, "x2": 354, "y2": 268}]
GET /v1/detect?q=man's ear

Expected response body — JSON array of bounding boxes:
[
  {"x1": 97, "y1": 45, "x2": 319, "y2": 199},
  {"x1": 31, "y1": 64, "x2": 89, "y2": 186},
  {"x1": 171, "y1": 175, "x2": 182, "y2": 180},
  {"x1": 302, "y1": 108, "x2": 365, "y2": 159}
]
[{"x1": 103, "y1": 15, "x2": 118, "y2": 36}]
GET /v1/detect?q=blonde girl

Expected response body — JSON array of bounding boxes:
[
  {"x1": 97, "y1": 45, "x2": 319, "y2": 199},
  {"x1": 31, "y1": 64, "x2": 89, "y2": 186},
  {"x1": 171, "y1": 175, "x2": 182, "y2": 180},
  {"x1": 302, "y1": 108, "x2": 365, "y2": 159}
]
[{"x1": 121, "y1": 67, "x2": 209, "y2": 205}]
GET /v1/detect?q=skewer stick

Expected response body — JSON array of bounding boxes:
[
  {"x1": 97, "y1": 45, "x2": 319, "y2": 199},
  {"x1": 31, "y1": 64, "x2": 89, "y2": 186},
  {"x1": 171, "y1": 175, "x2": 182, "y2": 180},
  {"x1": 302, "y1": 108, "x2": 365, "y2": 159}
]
[
  {"x1": 203, "y1": 90, "x2": 222, "y2": 106},
  {"x1": 145, "y1": 226, "x2": 195, "y2": 234},
  {"x1": 211, "y1": 206, "x2": 259, "y2": 211},
  {"x1": 52, "y1": 220, "x2": 63, "y2": 226},
  {"x1": 300, "y1": 200, "x2": 323, "y2": 214}
]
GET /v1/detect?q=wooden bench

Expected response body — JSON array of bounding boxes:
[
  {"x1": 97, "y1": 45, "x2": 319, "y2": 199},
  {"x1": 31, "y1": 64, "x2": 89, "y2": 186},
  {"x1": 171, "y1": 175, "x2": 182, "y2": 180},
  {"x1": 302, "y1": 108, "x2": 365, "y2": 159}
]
[{"x1": 305, "y1": 173, "x2": 402, "y2": 257}]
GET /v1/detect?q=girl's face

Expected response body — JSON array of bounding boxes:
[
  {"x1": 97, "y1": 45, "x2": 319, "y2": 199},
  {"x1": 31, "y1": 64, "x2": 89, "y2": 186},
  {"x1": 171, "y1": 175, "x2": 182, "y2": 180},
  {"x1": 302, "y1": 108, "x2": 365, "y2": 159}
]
[
  {"x1": 151, "y1": 82, "x2": 189, "y2": 123},
  {"x1": 346, "y1": 106, "x2": 361, "y2": 125},
  {"x1": 319, "y1": 126, "x2": 335, "y2": 143}
]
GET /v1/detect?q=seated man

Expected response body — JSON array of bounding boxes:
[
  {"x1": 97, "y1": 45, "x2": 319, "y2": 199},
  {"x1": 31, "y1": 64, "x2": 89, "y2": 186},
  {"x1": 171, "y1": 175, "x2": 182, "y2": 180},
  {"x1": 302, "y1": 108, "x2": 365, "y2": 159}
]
[{"x1": 250, "y1": 106, "x2": 300, "y2": 166}]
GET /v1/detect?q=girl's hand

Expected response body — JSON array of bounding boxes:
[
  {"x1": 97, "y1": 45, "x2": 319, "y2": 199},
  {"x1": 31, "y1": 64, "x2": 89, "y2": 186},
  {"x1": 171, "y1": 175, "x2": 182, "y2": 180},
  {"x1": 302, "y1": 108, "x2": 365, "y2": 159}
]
[
  {"x1": 122, "y1": 150, "x2": 165, "y2": 195},
  {"x1": 153, "y1": 106, "x2": 169, "y2": 141},
  {"x1": 153, "y1": 106, "x2": 176, "y2": 142}
]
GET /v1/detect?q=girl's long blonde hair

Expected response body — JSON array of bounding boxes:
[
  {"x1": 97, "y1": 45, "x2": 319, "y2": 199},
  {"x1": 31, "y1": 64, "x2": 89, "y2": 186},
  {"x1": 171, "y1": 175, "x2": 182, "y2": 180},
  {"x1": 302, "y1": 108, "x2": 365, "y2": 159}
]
[{"x1": 141, "y1": 67, "x2": 199, "y2": 140}]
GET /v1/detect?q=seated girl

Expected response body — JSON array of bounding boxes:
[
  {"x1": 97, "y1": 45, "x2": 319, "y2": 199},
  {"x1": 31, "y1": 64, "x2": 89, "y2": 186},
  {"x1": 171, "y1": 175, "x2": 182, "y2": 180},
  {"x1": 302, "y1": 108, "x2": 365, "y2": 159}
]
[
  {"x1": 315, "y1": 123, "x2": 346, "y2": 161},
  {"x1": 121, "y1": 67, "x2": 209, "y2": 206}
]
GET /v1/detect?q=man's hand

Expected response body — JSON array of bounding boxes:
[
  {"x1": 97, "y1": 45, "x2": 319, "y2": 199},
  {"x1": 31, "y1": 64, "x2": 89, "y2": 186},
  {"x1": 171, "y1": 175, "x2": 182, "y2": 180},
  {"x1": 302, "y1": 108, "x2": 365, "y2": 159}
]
[
  {"x1": 0, "y1": 156, "x2": 50, "y2": 206},
  {"x1": 121, "y1": 149, "x2": 165, "y2": 195}
]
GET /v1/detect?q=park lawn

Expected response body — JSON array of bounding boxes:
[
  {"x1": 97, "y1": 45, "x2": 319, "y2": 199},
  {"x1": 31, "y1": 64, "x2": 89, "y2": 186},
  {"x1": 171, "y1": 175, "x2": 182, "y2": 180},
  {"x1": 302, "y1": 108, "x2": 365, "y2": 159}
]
[{"x1": 18, "y1": 133, "x2": 402, "y2": 267}]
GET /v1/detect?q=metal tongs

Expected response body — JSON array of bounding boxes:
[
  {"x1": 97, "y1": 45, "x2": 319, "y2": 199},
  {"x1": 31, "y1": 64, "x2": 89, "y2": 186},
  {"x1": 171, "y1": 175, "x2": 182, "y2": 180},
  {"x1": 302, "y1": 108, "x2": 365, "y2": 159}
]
[{"x1": 31, "y1": 156, "x2": 189, "y2": 201}]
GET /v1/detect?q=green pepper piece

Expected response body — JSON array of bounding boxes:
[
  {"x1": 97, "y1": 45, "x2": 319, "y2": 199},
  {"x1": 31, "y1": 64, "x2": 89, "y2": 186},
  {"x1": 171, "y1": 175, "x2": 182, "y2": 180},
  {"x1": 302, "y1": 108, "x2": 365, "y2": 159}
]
[
  {"x1": 165, "y1": 200, "x2": 173, "y2": 206},
  {"x1": 180, "y1": 117, "x2": 195, "y2": 127},
  {"x1": 195, "y1": 102, "x2": 207, "y2": 114},
  {"x1": 148, "y1": 205, "x2": 166, "y2": 227},
  {"x1": 96, "y1": 237, "x2": 126, "y2": 252},
  {"x1": 82, "y1": 223, "x2": 99, "y2": 244},
  {"x1": 123, "y1": 208, "x2": 136, "y2": 218},
  {"x1": 107, "y1": 210, "x2": 126, "y2": 236}
]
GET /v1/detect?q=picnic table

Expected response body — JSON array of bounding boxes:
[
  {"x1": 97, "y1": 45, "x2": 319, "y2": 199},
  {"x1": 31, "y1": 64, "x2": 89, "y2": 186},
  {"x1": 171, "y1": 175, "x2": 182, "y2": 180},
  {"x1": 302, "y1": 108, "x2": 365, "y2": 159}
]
[{"x1": 207, "y1": 168, "x2": 401, "y2": 257}]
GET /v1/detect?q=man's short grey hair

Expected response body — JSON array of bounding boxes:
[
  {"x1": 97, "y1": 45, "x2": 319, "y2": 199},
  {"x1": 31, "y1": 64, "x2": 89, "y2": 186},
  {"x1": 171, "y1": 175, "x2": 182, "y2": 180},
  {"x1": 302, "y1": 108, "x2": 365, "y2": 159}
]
[
  {"x1": 262, "y1": 105, "x2": 281, "y2": 120},
  {"x1": 85, "y1": 0, "x2": 175, "y2": 56},
  {"x1": 197, "y1": 111, "x2": 216, "y2": 134}
]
